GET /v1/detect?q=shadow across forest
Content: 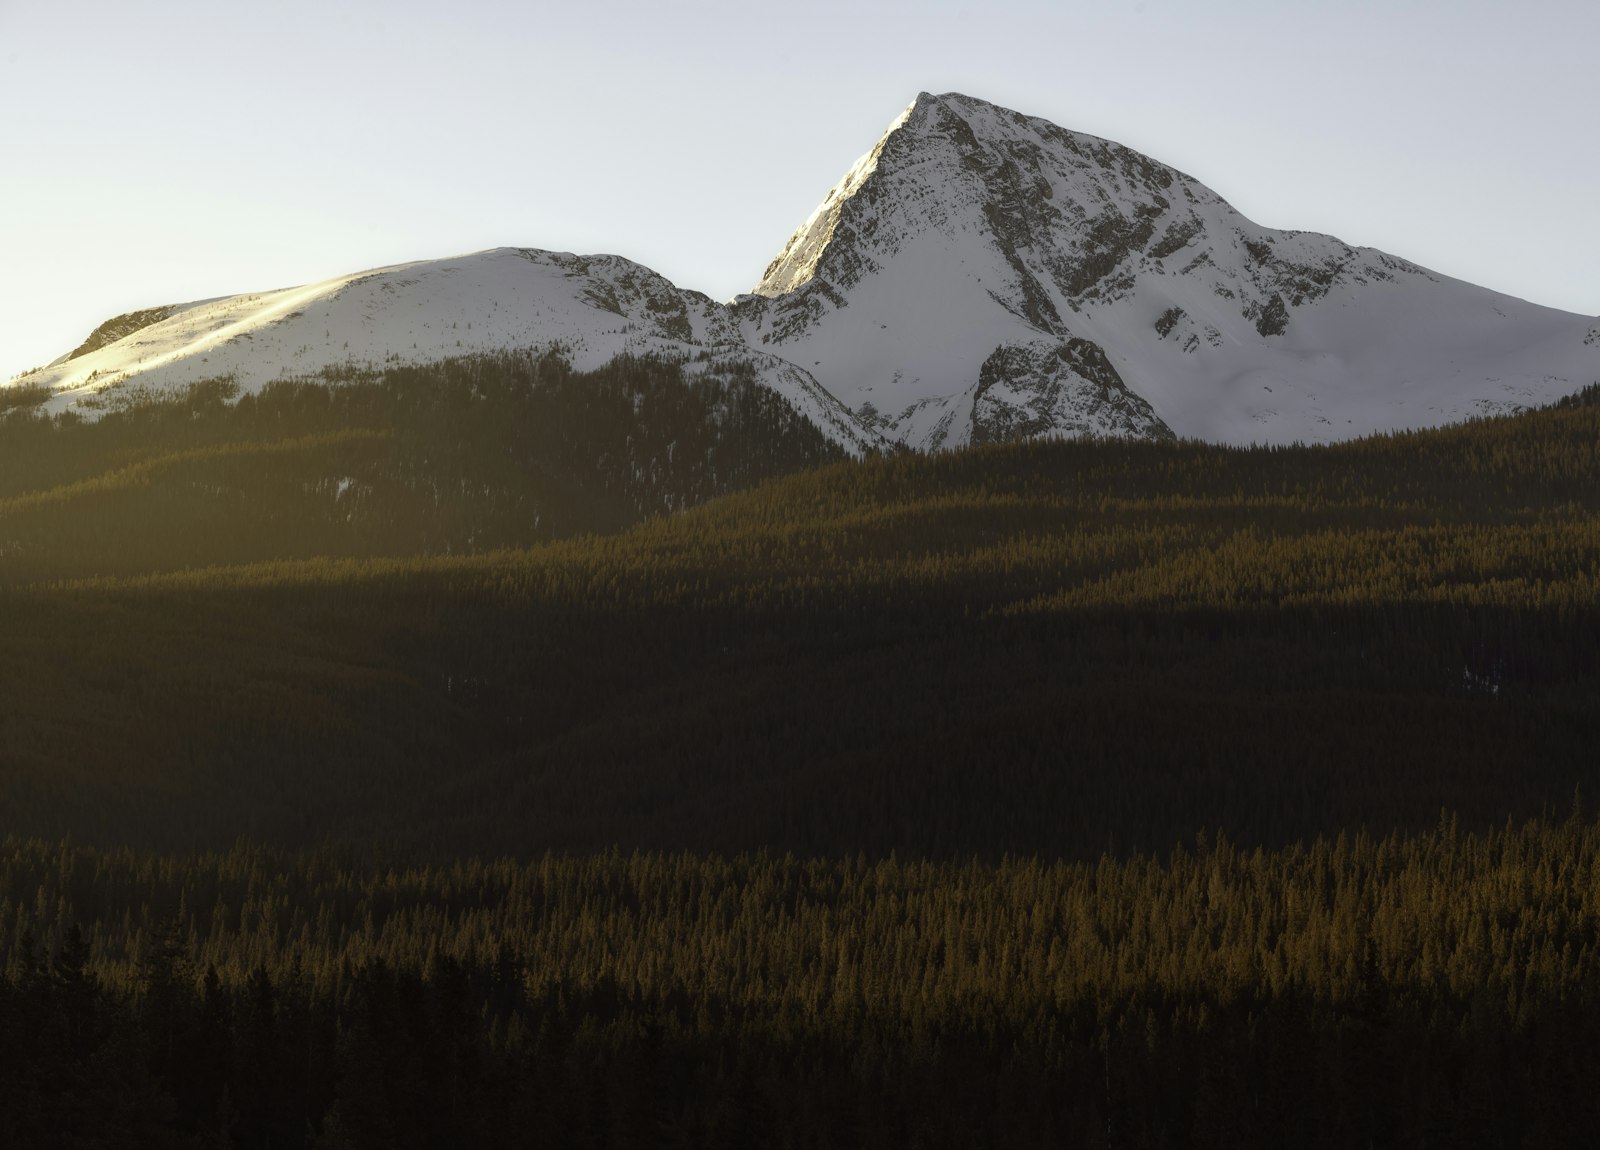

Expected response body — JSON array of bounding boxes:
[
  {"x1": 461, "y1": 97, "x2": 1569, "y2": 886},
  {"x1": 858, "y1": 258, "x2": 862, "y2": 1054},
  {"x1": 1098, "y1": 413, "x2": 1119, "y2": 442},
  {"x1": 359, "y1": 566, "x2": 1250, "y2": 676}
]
[{"x1": 3, "y1": 359, "x2": 1600, "y2": 1146}]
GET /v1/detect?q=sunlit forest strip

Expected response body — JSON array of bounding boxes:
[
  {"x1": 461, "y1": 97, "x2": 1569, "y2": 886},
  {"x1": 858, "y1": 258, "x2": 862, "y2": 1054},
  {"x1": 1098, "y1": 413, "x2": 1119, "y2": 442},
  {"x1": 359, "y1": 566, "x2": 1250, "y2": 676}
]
[{"x1": 4, "y1": 817, "x2": 1599, "y2": 1146}]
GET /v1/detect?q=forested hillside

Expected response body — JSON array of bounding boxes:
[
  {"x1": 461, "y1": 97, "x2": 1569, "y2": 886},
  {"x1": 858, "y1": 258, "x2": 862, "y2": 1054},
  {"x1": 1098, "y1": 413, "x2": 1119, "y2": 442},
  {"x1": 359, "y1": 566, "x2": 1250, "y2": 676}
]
[
  {"x1": 3, "y1": 385, "x2": 1598, "y2": 856},
  {"x1": 3, "y1": 371, "x2": 1600, "y2": 1146},
  {"x1": 0, "y1": 350, "x2": 844, "y2": 581}
]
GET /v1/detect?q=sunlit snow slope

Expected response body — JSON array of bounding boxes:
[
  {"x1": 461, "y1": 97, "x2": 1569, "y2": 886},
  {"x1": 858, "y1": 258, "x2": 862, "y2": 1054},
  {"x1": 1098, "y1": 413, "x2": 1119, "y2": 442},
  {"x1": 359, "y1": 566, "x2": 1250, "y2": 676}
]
[
  {"x1": 10, "y1": 248, "x2": 884, "y2": 454},
  {"x1": 740, "y1": 92, "x2": 1600, "y2": 449},
  {"x1": 8, "y1": 92, "x2": 1597, "y2": 453}
]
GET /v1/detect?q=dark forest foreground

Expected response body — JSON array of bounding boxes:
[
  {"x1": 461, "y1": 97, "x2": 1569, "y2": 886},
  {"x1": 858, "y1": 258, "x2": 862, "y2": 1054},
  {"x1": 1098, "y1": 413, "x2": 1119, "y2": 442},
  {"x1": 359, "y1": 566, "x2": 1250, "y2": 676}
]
[
  {"x1": 2, "y1": 361, "x2": 1599, "y2": 1145},
  {"x1": 5, "y1": 822, "x2": 1600, "y2": 1148}
]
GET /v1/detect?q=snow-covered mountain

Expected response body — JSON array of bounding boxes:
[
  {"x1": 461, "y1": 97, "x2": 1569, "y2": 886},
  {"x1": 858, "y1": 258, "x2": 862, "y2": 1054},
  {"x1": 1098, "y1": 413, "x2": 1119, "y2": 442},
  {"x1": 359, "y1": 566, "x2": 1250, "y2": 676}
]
[
  {"x1": 12, "y1": 248, "x2": 884, "y2": 454},
  {"x1": 738, "y1": 92, "x2": 1599, "y2": 449},
  {"x1": 9, "y1": 91, "x2": 1597, "y2": 452}
]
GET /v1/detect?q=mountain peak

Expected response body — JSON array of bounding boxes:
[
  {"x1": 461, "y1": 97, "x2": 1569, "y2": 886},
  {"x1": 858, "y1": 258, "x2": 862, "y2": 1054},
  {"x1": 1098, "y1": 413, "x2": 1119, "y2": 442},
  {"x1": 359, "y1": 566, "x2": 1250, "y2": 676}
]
[
  {"x1": 751, "y1": 88, "x2": 1196, "y2": 307},
  {"x1": 751, "y1": 98, "x2": 919, "y2": 299},
  {"x1": 740, "y1": 90, "x2": 1598, "y2": 449},
  {"x1": 10, "y1": 90, "x2": 1596, "y2": 455}
]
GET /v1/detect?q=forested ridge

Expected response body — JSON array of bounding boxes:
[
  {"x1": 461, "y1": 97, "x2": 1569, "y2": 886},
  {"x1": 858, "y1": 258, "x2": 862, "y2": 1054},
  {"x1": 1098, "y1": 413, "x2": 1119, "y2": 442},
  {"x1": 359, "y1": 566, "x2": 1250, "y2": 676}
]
[
  {"x1": 4, "y1": 369, "x2": 1599, "y2": 857},
  {"x1": 3, "y1": 359, "x2": 1600, "y2": 1144},
  {"x1": 0, "y1": 351, "x2": 843, "y2": 581}
]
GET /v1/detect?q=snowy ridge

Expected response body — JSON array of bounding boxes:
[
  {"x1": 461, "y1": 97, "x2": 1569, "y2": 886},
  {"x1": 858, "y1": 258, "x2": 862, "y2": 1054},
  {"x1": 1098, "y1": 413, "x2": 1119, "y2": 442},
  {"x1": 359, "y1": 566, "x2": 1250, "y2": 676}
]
[
  {"x1": 757, "y1": 103, "x2": 916, "y2": 298},
  {"x1": 7, "y1": 91, "x2": 1597, "y2": 454},
  {"x1": 741, "y1": 92, "x2": 1599, "y2": 448},
  {"x1": 11, "y1": 248, "x2": 886, "y2": 455}
]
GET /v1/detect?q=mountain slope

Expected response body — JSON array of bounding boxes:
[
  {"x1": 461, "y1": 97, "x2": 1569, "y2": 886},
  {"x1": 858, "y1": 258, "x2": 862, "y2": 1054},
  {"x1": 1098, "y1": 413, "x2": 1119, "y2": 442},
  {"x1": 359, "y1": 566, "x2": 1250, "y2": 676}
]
[
  {"x1": 12, "y1": 248, "x2": 886, "y2": 454},
  {"x1": 7, "y1": 92, "x2": 1597, "y2": 453},
  {"x1": 739, "y1": 91, "x2": 1599, "y2": 448}
]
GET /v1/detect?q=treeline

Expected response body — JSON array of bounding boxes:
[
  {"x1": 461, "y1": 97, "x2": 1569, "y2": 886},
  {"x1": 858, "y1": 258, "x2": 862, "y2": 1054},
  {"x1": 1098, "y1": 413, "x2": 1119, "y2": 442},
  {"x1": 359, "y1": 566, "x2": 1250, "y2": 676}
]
[
  {"x1": 4, "y1": 816, "x2": 1600, "y2": 1147},
  {"x1": 0, "y1": 350, "x2": 843, "y2": 581}
]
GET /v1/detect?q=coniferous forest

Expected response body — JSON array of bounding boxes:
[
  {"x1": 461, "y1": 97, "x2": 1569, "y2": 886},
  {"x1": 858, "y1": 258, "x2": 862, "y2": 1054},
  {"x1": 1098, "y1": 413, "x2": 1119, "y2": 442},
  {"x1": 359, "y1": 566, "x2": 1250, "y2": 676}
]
[{"x1": 3, "y1": 356, "x2": 1600, "y2": 1146}]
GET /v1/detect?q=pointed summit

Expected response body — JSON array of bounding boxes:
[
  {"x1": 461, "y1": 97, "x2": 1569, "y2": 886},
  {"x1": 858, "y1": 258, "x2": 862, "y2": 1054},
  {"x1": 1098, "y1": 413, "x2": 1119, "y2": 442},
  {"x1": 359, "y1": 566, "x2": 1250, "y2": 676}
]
[
  {"x1": 739, "y1": 90, "x2": 1599, "y2": 449},
  {"x1": 752, "y1": 96, "x2": 922, "y2": 299},
  {"x1": 753, "y1": 89, "x2": 1202, "y2": 317}
]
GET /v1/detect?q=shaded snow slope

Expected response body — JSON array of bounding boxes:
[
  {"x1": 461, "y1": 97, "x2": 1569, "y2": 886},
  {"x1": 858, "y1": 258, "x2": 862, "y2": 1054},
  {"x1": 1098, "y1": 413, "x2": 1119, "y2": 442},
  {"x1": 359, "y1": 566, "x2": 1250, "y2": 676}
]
[
  {"x1": 741, "y1": 92, "x2": 1599, "y2": 448},
  {"x1": 8, "y1": 92, "x2": 1597, "y2": 454}
]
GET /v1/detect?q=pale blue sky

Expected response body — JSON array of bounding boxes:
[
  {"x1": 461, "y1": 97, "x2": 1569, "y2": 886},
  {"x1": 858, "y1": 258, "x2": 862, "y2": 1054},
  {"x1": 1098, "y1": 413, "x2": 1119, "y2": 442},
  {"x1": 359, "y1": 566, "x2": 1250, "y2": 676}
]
[{"x1": 3, "y1": 0, "x2": 1596, "y2": 381}]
